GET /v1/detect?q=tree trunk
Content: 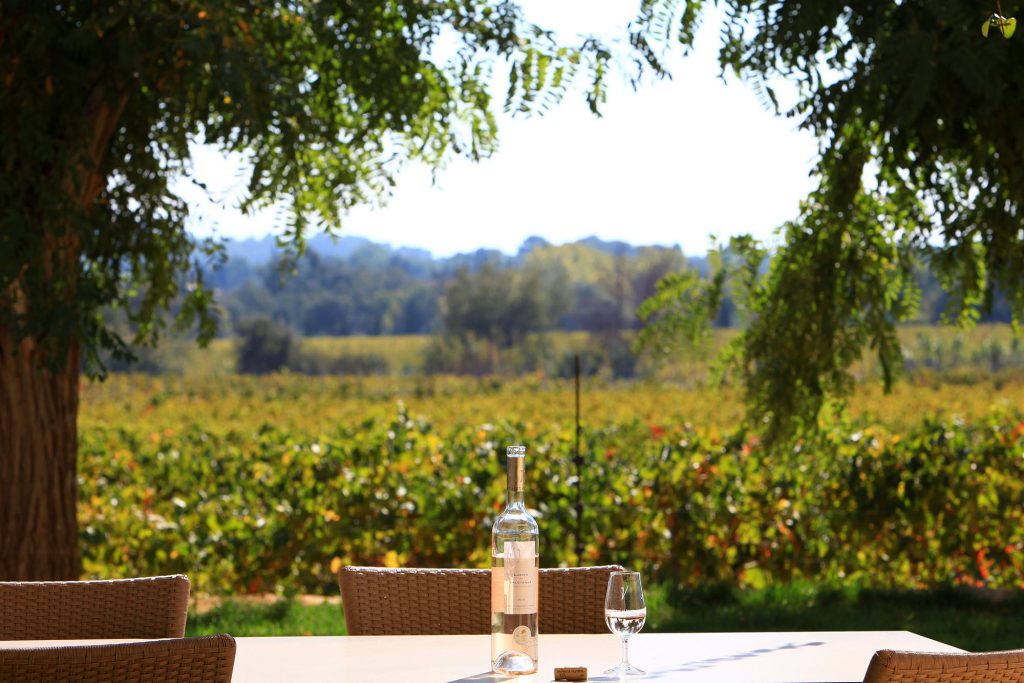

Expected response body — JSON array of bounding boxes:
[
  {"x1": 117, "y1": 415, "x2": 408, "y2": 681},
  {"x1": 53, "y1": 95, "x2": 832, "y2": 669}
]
[
  {"x1": 0, "y1": 83, "x2": 125, "y2": 580},
  {"x1": 0, "y1": 331, "x2": 81, "y2": 579}
]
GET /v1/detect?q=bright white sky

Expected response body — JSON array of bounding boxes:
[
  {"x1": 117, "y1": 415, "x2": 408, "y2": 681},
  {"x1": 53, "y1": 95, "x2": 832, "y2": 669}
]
[{"x1": 181, "y1": 2, "x2": 819, "y2": 258}]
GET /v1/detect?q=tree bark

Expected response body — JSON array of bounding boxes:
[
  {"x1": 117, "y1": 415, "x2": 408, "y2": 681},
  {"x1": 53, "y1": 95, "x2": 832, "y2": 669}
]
[
  {"x1": 0, "y1": 85, "x2": 125, "y2": 580},
  {"x1": 0, "y1": 332, "x2": 81, "y2": 580}
]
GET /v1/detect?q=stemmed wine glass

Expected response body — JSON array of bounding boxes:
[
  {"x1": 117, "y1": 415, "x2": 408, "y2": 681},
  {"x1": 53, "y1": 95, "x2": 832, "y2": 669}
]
[{"x1": 604, "y1": 571, "x2": 646, "y2": 677}]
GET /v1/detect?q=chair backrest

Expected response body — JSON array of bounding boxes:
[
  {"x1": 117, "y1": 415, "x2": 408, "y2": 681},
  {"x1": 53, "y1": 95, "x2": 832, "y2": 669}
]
[
  {"x1": 540, "y1": 566, "x2": 625, "y2": 634},
  {"x1": 863, "y1": 649, "x2": 1024, "y2": 683},
  {"x1": 339, "y1": 565, "x2": 624, "y2": 635},
  {"x1": 0, "y1": 634, "x2": 235, "y2": 683},
  {"x1": 0, "y1": 575, "x2": 190, "y2": 640}
]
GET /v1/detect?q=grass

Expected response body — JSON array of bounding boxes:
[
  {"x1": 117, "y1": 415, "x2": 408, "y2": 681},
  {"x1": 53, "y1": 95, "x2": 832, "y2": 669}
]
[
  {"x1": 82, "y1": 367, "x2": 1024, "y2": 438},
  {"x1": 186, "y1": 584, "x2": 1024, "y2": 651},
  {"x1": 645, "y1": 582, "x2": 1024, "y2": 652},
  {"x1": 149, "y1": 323, "x2": 1024, "y2": 382},
  {"x1": 187, "y1": 600, "x2": 346, "y2": 637}
]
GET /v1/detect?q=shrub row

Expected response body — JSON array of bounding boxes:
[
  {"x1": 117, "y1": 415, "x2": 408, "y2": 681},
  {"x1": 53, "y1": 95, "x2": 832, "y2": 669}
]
[{"x1": 79, "y1": 404, "x2": 1024, "y2": 594}]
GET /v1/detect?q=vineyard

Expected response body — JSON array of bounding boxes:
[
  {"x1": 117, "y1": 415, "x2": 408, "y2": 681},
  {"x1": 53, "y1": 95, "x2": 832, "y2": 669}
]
[
  {"x1": 114, "y1": 324, "x2": 1024, "y2": 383},
  {"x1": 79, "y1": 368, "x2": 1024, "y2": 595}
]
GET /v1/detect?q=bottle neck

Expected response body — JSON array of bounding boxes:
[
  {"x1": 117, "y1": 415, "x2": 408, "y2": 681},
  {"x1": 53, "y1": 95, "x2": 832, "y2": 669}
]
[{"x1": 506, "y1": 455, "x2": 525, "y2": 508}]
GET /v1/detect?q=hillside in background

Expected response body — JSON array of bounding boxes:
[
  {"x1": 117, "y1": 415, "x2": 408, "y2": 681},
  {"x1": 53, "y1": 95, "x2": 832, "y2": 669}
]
[
  {"x1": 208, "y1": 235, "x2": 707, "y2": 337},
  {"x1": 205, "y1": 235, "x2": 1013, "y2": 342},
  {"x1": 222, "y1": 234, "x2": 703, "y2": 269},
  {"x1": 225, "y1": 234, "x2": 434, "y2": 268},
  {"x1": 100, "y1": 234, "x2": 1020, "y2": 379}
]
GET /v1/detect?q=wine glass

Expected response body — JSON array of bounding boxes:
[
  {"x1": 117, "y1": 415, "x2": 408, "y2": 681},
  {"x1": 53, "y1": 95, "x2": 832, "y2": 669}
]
[{"x1": 604, "y1": 571, "x2": 646, "y2": 677}]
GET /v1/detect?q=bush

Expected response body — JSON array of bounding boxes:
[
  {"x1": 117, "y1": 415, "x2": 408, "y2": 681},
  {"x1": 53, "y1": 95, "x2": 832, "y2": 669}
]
[
  {"x1": 235, "y1": 316, "x2": 296, "y2": 374},
  {"x1": 554, "y1": 334, "x2": 639, "y2": 379},
  {"x1": 78, "y1": 386, "x2": 1024, "y2": 595},
  {"x1": 100, "y1": 346, "x2": 166, "y2": 375},
  {"x1": 422, "y1": 334, "x2": 505, "y2": 375},
  {"x1": 287, "y1": 351, "x2": 389, "y2": 376}
]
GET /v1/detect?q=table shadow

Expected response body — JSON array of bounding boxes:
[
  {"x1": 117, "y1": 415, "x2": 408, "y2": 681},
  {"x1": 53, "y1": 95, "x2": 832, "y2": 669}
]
[
  {"x1": 586, "y1": 640, "x2": 828, "y2": 681},
  {"x1": 445, "y1": 673, "x2": 517, "y2": 683}
]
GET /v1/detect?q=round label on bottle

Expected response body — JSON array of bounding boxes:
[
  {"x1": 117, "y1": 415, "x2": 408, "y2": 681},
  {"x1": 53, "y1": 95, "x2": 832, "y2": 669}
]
[{"x1": 513, "y1": 625, "x2": 532, "y2": 645}]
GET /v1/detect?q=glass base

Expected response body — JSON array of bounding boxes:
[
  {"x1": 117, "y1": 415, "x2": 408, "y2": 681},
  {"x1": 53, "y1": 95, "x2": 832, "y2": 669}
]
[
  {"x1": 604, "y1": 662, "x2": 646, "y2": 677},
  {"x1": 493, "y1": 651, "x2": 537, "y2": 675}
]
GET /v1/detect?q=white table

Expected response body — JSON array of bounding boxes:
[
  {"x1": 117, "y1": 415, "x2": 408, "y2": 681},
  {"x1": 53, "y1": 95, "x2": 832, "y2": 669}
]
[{"x1": 0, "y1": 631, "x2": 962, "y2": 682}]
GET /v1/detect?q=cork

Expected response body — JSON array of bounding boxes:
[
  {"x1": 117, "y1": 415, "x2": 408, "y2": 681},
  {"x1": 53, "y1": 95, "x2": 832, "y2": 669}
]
[{"x1": 553, "y1": 666, "x2": 587, "y2": 681}]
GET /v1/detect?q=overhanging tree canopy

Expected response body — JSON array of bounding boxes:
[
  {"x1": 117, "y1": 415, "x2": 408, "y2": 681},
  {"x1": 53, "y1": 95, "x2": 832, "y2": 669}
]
[
  {"x1": 638, "y1": 0, "x2": 1024, "y2": 439},
  {"x1": 0, "y1": 0, "x2": 647, "y2": 580}
]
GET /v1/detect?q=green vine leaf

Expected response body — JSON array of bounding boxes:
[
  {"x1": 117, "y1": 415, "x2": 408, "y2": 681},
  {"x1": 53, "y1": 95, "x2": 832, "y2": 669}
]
[{"x1": 982, "y1": 14, "x2": 1016, "y2": 38}]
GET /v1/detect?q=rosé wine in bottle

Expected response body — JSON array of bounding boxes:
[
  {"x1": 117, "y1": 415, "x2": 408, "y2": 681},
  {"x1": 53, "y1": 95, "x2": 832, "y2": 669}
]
[{"x1": 491, "y1": 445, "x2": 539, "y2": 675}]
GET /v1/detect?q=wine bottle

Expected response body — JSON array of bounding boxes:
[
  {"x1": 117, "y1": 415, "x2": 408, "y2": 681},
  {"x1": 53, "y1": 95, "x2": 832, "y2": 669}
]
[{"x1": 491, "y1": 444, "x2": 539, "y2": 675}]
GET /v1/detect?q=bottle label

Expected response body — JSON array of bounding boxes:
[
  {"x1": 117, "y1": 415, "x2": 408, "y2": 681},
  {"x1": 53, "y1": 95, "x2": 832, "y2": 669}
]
[{"x1": 502, "y1": 540, "x2": 537, "y2": 614}]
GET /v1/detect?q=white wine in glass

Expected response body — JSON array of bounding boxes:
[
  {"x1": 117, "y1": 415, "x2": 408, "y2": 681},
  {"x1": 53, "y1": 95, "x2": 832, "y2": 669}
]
[{"x1": 604, "y1": 571, "x2": 646, "y2": 677}]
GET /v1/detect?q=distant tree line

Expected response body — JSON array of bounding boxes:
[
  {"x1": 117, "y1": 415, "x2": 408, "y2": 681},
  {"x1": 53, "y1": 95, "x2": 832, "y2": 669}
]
[
  {"x1": 213, "y1": 237, "x2": 1015, "y2": 346},
  {"x1": 212, "y1": 237, "x2": 695, "y2": 339},
  {"x1": 104, "y1": 236, "x2": 1018, "y2": 377}
]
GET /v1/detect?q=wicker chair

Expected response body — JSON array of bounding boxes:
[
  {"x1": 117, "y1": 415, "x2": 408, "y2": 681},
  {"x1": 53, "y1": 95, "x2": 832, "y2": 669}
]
[
  {"x1": 863, "y1": 649, "x2": 1024, "y2": 683},
  {"x1": 0, "y1": 575, "x2": 190, "y2": 640},
  {"x1": 339, "y1": 565, "x2": 624, "y2": 635},
  {"x1": 0, "y1": 634, "x2": 235, "y2": 683}
]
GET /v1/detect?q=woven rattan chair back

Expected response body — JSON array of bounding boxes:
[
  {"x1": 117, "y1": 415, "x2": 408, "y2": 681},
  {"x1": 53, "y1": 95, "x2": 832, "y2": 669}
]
[
  {"x1": 540, "y1": 566, "x2": 625, "y2": 634},
  {"x1": 863, "y1": 649, "x2": 1024, "y2": 683},
  {"x1": 0, "y1": 575, "x2": 190, "y2": 640},
  {"x1": 0, "y1": 634, "x2": 235, "y2": 683},
  {"x1": 339, "y1": 565, "x2": 624, "y2": 635}
]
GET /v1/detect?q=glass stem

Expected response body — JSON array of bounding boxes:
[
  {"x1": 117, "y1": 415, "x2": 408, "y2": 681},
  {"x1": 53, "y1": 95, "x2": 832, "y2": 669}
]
[{"x1": 620, "y1": 636, "x2": 630, "y2": 667}]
